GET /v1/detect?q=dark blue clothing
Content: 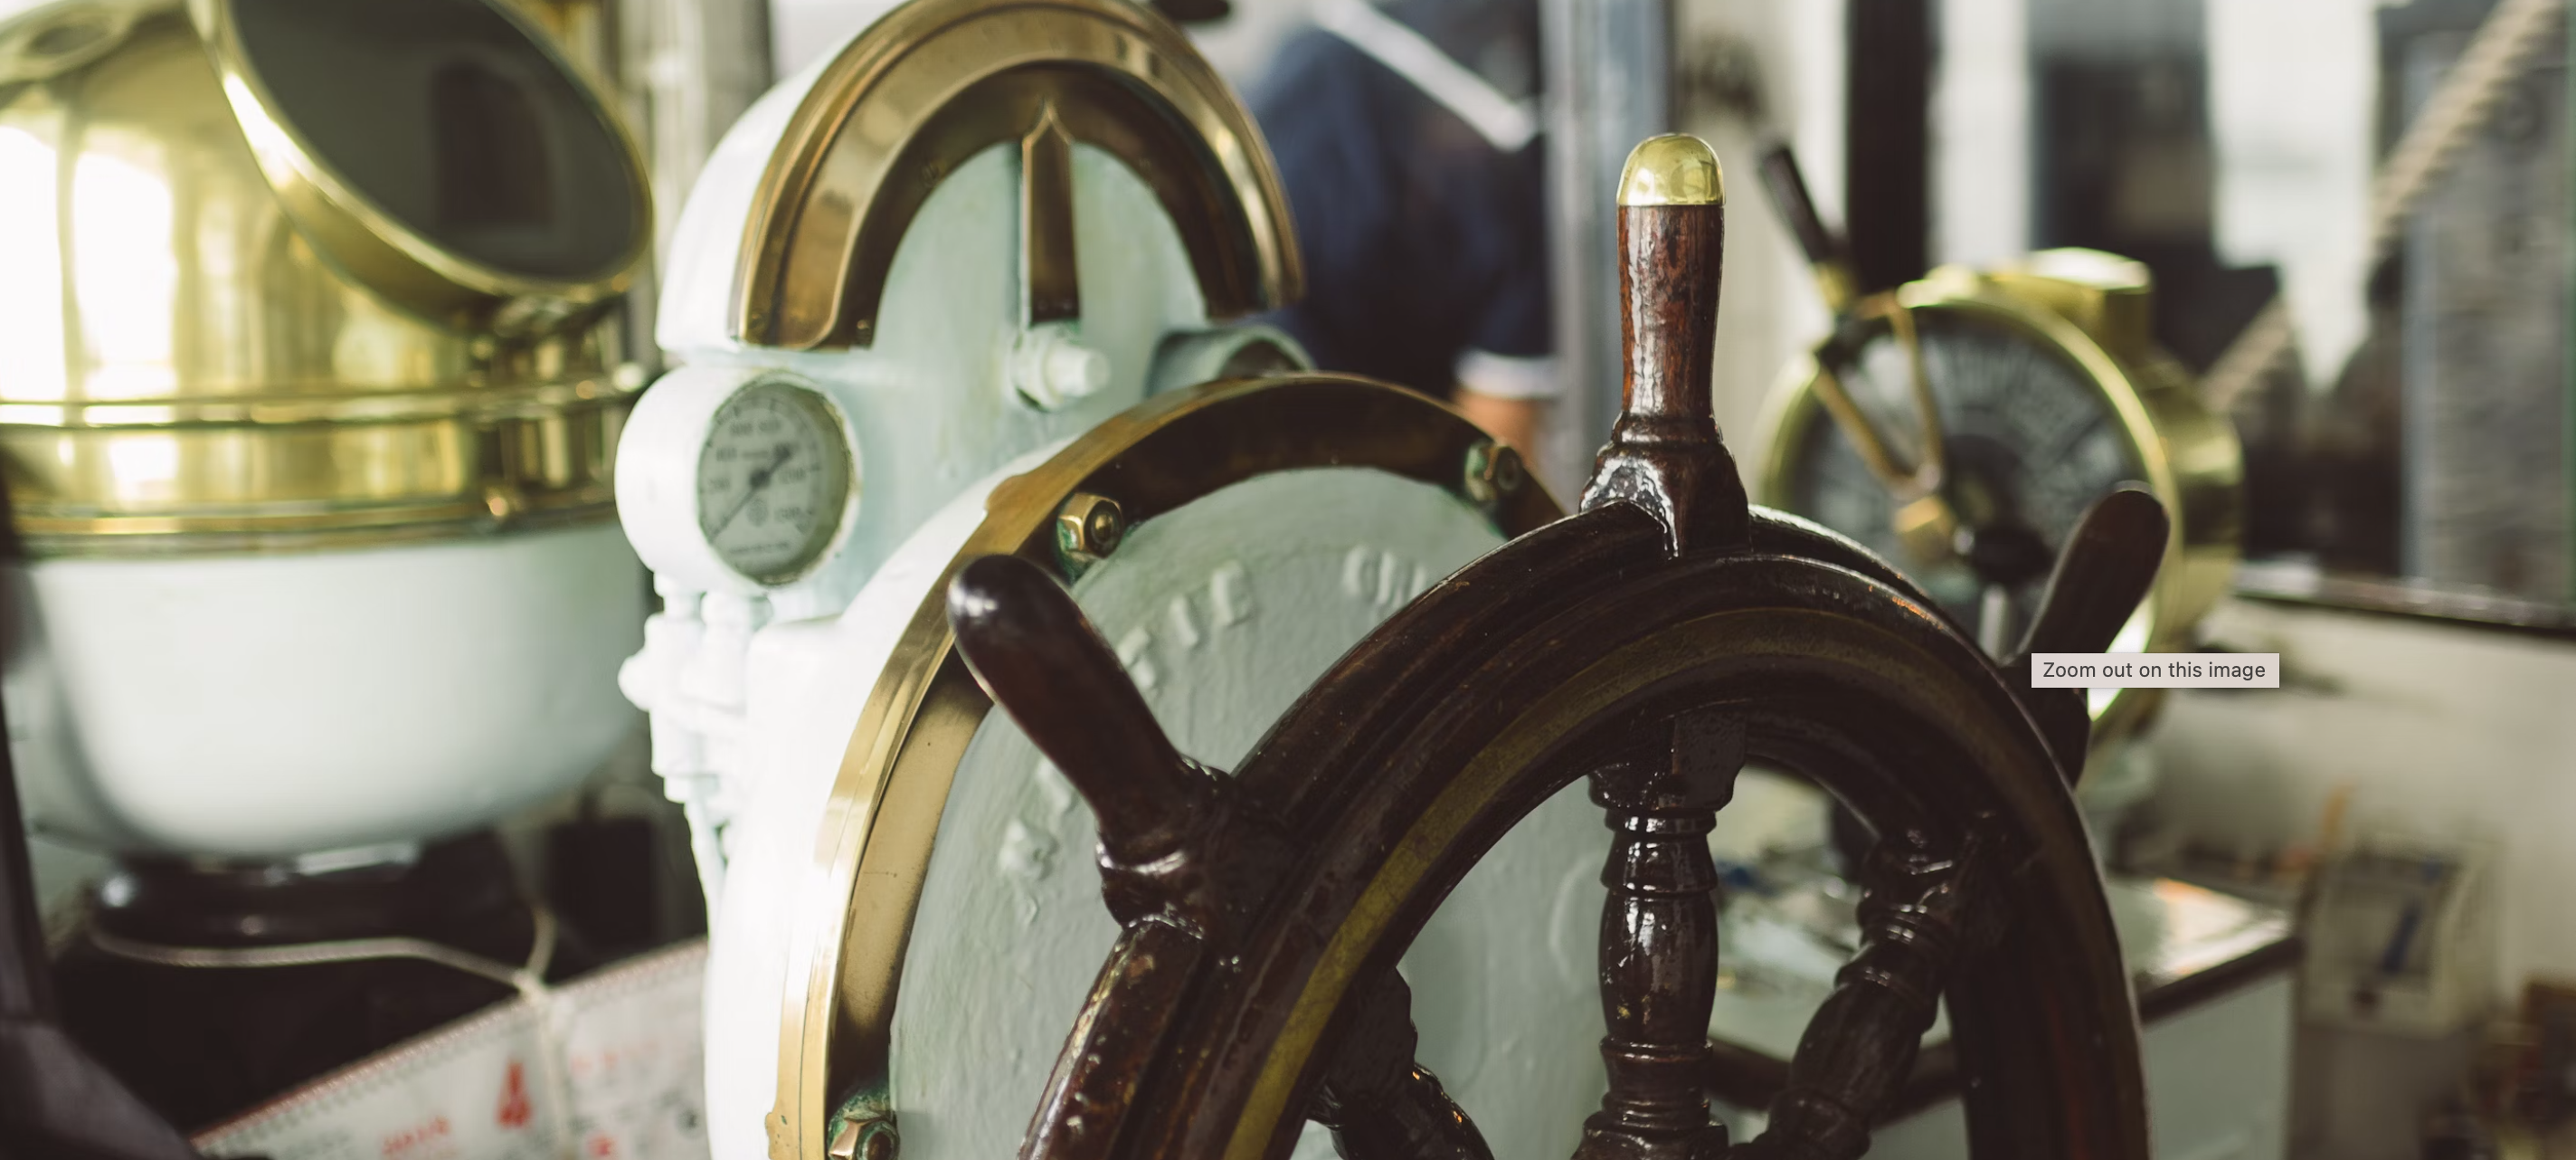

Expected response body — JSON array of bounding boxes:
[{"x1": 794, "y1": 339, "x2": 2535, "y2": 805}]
[{"x1": 1246, "y1": 22, "x2": 1551, "y2": 398}]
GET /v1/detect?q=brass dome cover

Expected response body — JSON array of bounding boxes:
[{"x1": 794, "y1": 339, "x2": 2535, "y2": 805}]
[{"x1": 0, "y1": 0, "x2": 651, "y2": 555}]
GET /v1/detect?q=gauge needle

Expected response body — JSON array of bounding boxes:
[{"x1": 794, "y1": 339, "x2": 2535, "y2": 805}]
[{"x1": 710, "y1": 442, "x2": 795, "y2": 535}]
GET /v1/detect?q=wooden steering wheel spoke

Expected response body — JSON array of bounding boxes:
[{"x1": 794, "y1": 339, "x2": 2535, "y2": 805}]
[
  {"x1": 947, "y1": 554, "x2": 1289, "y2": 933},
  {"x1": 1312, "y1": 972, "x2": 1494, "y2": 1160},
  {"x1": 1579, "y1": 134, "x2": 1751, "y2": 557},
  {"x1": 949, "y1": 553, "x2": 1216, "y2": 870},
  {"x1": 1577, "y1": 708, "x2": 1745, "y2": 1160},
  {"x1": 1021, "y1": 920, "x2": 1208, "y2": 1160},
  {"x1": 1739, "y1": 826, "x2": 2009, "y2": 1160},
  {"x1": 992, "y1": 133, "x2": 2148, "y2": 1160}
]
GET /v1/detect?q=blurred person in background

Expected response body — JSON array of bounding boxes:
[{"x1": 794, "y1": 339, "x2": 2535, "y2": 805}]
[{"x1": 1243, "y1": 0, "x2": 1554, "y2": 452}]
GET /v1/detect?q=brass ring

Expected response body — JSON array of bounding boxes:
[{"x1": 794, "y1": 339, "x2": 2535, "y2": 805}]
[{"x1": 765, "y1": 376, "x2": 1558, "y2": 1160}]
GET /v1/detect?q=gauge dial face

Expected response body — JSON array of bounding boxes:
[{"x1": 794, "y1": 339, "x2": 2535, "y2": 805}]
[
  {"x1": 1780, "y1": 308, "x2": 2146, "y2": 649},
  {"x1": 696, "y1": 382, "x2": 852, "y2": 585}
]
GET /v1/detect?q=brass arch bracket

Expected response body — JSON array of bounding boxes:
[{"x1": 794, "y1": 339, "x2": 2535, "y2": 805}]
[{"x1": 731, "y1": 0, "x2": 1302, "y2": 350}]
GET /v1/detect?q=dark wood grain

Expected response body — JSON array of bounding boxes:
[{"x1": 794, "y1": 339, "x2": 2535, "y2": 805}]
[
  {"x1": 999, "y1": 533, "x2": 2147, "y2": 1160},
  {"x1": 948, "y1": 555, "x2": 1215, "y2": 867},
  {"x1": 1312, "y1": 974, "x2": 1492, "y2": 1160},
  {"x1": 1740, "y1": 829, "x2": 2003, "y2": 1160},
  {"x1": 993, "y1": 133, "x2": 2149, "y2": 1160},
  {"x1": 1581, "y1": 202, "x2": 1751, "y2": 556},
  {"x1": 1018, "y1": 921, "x2": 1203, "y2": 1160},
  {"x1": 1573, "y1": 709, "x2": 1743, "y2": 1160}
]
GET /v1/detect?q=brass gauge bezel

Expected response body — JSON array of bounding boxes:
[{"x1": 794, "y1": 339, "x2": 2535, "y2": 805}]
[
  {"x1": 189, "y1": 0, "x2": 652, "y2": 332},
  {"x1": 764, "y1": 376, "x2": 1558, "y2": 1160},
  {"x1": 1747, "y1": 261, "x2": 2241, "y2": 748}
]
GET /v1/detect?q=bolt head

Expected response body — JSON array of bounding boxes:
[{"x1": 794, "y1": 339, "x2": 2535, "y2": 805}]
[
  {"x1": 1046, "y1": 344, "x2": 1111, "y2": 399},
  {"x1": 1084, "y1": 506, "x2": 1123, "y2": 553},
  {"x1": 1012, "y1": 326, "x2": 1112, "y2": 410},
  {"x1": 1054, "y1": 492, "x2": 1126, "y2": 575}
]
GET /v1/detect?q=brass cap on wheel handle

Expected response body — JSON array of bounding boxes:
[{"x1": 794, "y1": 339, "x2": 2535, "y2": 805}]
[
  {"x1": 1616, "y1": 133, "x2": 1726, "y2": 207},
  {"x1": 1583, "y1": 133, "x2": 1748, "y2": 556}
]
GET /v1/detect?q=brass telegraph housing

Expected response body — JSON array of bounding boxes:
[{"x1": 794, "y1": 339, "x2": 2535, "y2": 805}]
[
  {"x1": 0, "y1": 0, "x2": 651, "y2": 555},
  {"x1": 1750, "y1": 249, "x2": 2242, "y2": 745}
]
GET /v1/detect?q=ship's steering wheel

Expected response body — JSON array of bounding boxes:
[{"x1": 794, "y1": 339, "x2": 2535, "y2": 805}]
[{"x1": 948, "y1": 135, "x2": 2157, "y2": 1160}]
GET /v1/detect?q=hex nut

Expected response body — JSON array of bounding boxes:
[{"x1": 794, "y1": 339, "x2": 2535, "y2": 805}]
[{"x1": 1054, "y1": 492, "x2": 1125, "y2": 575}]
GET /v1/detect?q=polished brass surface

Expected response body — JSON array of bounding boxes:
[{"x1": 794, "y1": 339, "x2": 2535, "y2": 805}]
[
  {"x1": 1985, "y1": 248, "x2": 2155, "y2": 362},
  {"x1": 769, "y1": 377, "x2": 1559, "y2": 1160},
  {"x1": 1020, "y1": 101, "x2": 1080, "y2": 325},
  {"x1": 1804, "y1": 294, "x2": 1955, "y2": 562},
  {"x1": 1615, "y1": 133, "x2": 1724, "y2": 207},
  {"x1": 193, "y1": 0, "x2": 649, "y2": 331},
  {"x1": 730, "y1": 0, "x2": 1301, "y2": 349},
  {"x1": 500, "y1": 0, "x2": 614, "y2": 88},
  {"x1": 1750, "y1": 259, "x2": 2242, "y2": 746},
  {"x1": 0, "y1": 0, "x2": 647, "y2": 555}
]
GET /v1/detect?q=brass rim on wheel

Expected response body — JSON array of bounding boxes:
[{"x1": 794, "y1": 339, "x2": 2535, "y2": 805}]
[{"x1": 766, "y1": 375, "x2": 1558, "y2": 1160}]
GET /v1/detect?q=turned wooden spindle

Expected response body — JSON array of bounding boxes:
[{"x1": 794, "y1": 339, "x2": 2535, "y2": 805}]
[
  {"x1": 2001, "y1": 488, "x2": 2171, "y2": 775},
  {"x1": 1575, "y1": 709, "x2": 1744, "y2": 1160},
  {"x1": 1745, "y1": 829, "x2": 2005, "y2": 1160},
  {"x1": 947, "y1": 555, "x2": 1215, "y2": 868},
  {"x1": 1579, "y1": 133, "x2": 1752, "y2": 556}
]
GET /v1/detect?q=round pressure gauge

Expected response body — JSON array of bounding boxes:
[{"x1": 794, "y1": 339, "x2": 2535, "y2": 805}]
[
  {"x1": 694, "y1": 381, "x2": 852, "y2": 584},
  {"x1": 615, "y1": 366, "x2": 860, "y2": 597}
]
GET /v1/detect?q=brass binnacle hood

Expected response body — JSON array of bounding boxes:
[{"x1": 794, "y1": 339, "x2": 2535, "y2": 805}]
[{"x1": 0, "y1": 0, "x2": 654, "y2": 555}]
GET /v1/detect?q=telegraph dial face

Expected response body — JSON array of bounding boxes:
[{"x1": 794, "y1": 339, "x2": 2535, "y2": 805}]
[{"x1": 1780, "y1": 307, "x2": 2148, "y2": 651}]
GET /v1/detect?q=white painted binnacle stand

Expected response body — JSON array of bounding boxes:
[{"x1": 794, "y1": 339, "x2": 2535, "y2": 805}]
[
  {"x1": 5, "y1": 524, "x2": 645, "y2": 859},
  {"x1": 622, "y1": 14, "x2": 1311, "y2": 907},
  {"x1": 705, "y1": 460, "x2": 1611, "y2": 1160}
]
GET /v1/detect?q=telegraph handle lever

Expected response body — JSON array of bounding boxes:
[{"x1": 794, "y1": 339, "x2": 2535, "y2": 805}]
[
  {"x1": 1756, "y1": 143, "x2": 1857, "y2": 314},
  {"x1": 2016, "y1": 488, "x2": 2169, "y2": 661},
  {"x1": 2005, "y1": 488, "x2": 2171, "y2": 779}
]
